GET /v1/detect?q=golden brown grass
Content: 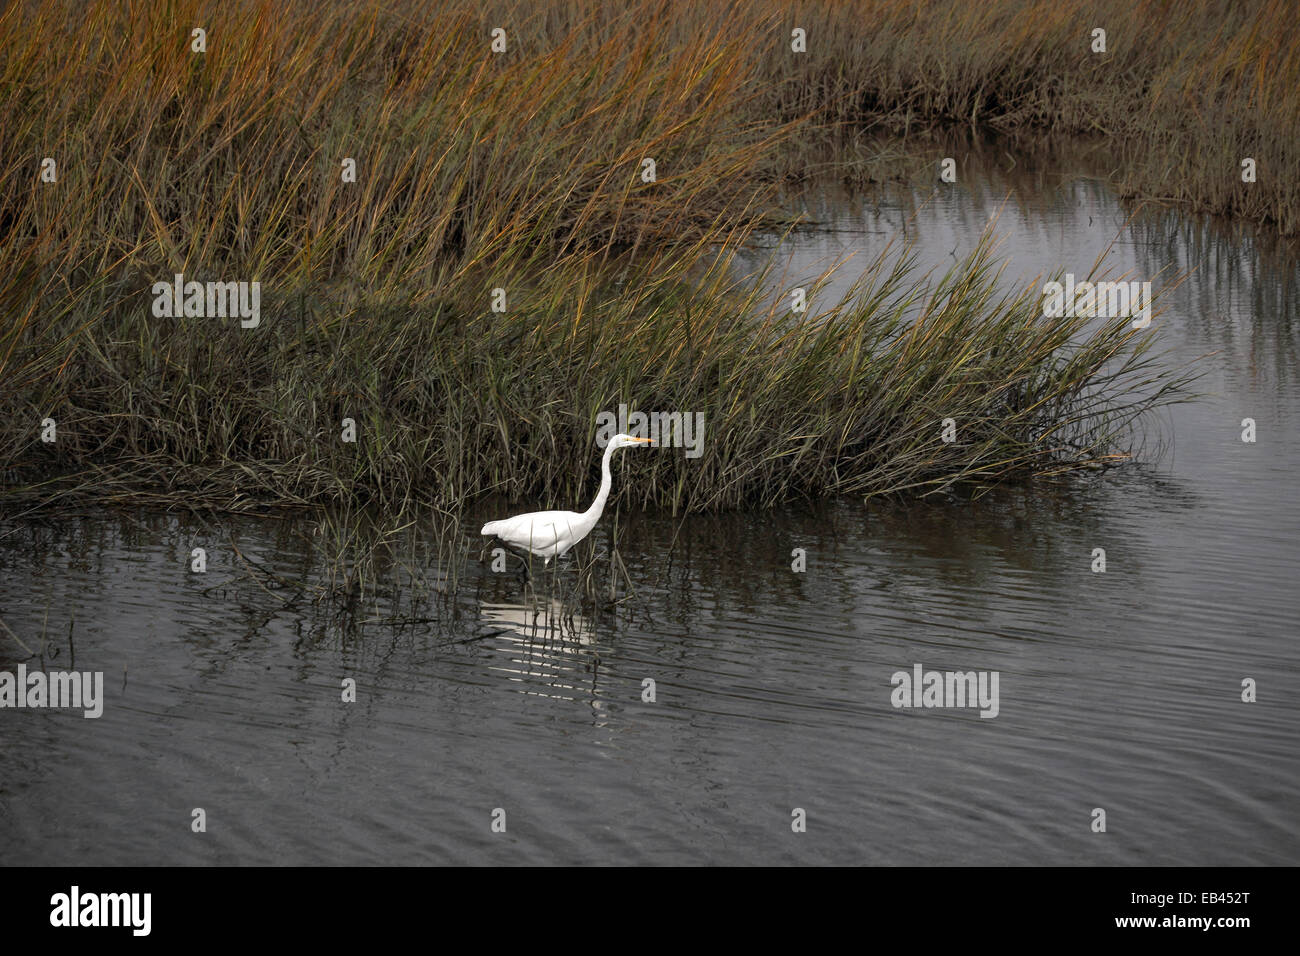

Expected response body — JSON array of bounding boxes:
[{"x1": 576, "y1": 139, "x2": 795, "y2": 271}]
[{"x1": 1, "y1": 0, "x2": 1236, "y2": 515}]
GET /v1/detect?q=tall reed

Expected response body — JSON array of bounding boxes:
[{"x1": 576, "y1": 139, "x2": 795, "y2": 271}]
[{"x1": 0, "y1": 0, "x2": 1215, "y2": 515}]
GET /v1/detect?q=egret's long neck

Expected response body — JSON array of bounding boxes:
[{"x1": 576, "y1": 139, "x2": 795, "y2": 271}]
[{"x1": 580, "y1": 441, "x2": 618, "y2": 525}]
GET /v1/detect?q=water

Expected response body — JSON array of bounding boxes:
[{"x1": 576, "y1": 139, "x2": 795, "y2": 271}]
[{"x1": 2, "y1": 146, "x2": 1298, "y2": 865}]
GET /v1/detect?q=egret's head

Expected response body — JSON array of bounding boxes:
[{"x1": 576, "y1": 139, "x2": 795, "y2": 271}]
[{"x1": 610, "y1": 433, "x2": 654, "y2": 450}]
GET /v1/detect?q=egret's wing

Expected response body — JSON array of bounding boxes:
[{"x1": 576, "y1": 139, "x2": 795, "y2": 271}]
[{"x1": 492, "y1": 511, "x2": 579, "y2": 554}]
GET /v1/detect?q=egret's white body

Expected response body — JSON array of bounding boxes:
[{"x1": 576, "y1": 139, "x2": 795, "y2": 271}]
[{"x1": 481, "y1": 433, "x2": 653, "y2": 564}]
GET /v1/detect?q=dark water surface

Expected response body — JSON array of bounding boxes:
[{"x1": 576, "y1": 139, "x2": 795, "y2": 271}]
[{"x1": 2, "y1": 151, "x2": 1298, "y2": 865}]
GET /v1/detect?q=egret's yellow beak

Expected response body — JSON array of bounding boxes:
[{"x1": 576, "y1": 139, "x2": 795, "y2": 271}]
[{"x1": 631, "y1": 437, "x2": 654, "y2": 444}]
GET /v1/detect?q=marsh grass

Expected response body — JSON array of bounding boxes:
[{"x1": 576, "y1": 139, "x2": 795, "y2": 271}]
[
  {"x1": 2, "y1": 225, "x2": 1196, "y2": 515},
  {"x1": 766, "y1": 0, "x2": 1300, "y2": 233},
  {"x1": 0, "y1": 0, "x2": 1224, "y2": 523}
]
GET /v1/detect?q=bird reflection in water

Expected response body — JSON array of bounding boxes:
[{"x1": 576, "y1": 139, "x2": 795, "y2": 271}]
[{"x1": 478, "y1": 593, "x2": 609, "y2": 709}]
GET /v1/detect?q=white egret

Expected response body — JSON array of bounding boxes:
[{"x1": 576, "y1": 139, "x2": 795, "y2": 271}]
[{"x1": 481, "y1": 433, "x2": 654, "y2": 565}]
